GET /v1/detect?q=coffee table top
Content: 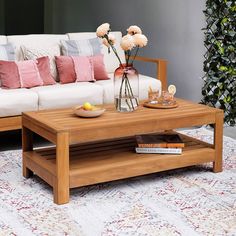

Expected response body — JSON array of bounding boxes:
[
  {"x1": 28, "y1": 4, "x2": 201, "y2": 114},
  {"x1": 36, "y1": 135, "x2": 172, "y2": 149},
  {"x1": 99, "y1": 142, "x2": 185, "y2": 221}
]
[{"x1": 22, "y1": 98, "x2": 223, "y2": 143}]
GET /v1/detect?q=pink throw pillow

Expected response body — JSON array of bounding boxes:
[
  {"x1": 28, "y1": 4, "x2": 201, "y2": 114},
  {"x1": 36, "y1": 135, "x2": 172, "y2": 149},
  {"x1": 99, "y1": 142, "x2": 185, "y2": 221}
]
[
  {"x1": 36, "y1": 57, "x2": 56, "y2": 85},
  {"x1": 90, "y1": 54, "x2": 109, "y2": 80},
  {"x1": 55, "y1": 56, "x2": 76, "y2": 84},
  {"x1": 16, "y1": 60, "x2": 43, "y2": 88},
  {"x1": 0, "y1": 60, "x2": 21, "y2": 89},
  {"x1": 71, "y1": 56, "x2": 95, "y2": 82}
]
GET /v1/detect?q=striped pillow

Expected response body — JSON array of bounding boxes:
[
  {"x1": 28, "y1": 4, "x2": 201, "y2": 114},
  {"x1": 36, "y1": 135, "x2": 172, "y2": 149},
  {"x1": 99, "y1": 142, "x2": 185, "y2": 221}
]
[
  {"x1": 61, "y1": 38, "x2": 102, "y2": 56},
  {"x1": 0, "y1": 43, "x2": 15, "y2": 61}
]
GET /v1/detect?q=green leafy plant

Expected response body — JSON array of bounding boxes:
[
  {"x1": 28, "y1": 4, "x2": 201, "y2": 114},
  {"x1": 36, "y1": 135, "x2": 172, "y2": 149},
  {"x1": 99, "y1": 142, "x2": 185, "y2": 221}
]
[{"x1": 202, "y1": 0, "x2": 236, "y2": 126}]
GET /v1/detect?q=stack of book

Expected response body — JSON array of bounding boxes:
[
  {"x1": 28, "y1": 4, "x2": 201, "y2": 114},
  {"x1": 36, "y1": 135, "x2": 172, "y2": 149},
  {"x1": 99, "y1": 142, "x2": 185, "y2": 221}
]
[{"x1": 135, "y1": 133, "x2": 184, "y2": 154}]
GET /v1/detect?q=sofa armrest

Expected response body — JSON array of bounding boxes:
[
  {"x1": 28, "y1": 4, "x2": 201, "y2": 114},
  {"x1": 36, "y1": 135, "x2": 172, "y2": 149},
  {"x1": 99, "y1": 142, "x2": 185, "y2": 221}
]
[{"x1": 129, "y1": 56, "x2": 168, "y2": 90}]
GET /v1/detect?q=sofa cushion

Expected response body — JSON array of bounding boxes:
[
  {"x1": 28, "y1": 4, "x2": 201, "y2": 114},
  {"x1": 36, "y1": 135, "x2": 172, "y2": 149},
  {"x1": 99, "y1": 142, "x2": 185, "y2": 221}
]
[
  {"x1": 67, "y1": 32, "x2": 125, "y2": 73},
  {"x1": 6, "y1": 34, "x2": 68, "y2": 61},
  {"x1": 21, "y1": 44, "x2": 60, "y2": 80},
  {"x1": 90, "y1": 54, "x2": 109, "y2": 80},
  {"x1": 61, "y1": 38, "x2": 102, "y2": 56},
  {"x1": 0, "y1": 60, "x2": 21, "y2": 89},
  {"x1": 36, "y1": 57, "x2": 56, "y2": 85},
  {"x1": 0, "y1": 36, "x2": 7, "y2": 44},
  {"x1": 30, "y1": 83, "x2": 103, "y2": 110},
  {"x1": 0, "y1": 43, "x2": 15, "y2": 60},
  {"x1": 71, "y1": 56, "x2": 95, "y2": 82},
  {"x1": 55, "y1": 56, "x2": 76, "y2": 84},
  {"x1": 96, "y1": 73, "x2": 161, "y2": 104},
  {"x1": 0, "y1": 88, "x2": 38, "y2": 117},
  {"x1": 0, "y1": 58, "x2": 53, "y2": 89},
  {"x1": 16, "y1": 60, "x2": 43, "y2": 88}
]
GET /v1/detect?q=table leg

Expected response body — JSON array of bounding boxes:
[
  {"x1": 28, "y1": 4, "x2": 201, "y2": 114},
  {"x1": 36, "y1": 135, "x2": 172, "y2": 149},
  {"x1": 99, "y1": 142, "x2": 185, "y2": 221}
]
[
  {"x1": 22, "y1": 126, "x2": 33, "y2": 178},
  {"x1": 53, "y1": 132, "x2": 70, "y2": 204},
  {"x1": 213, "y1": 112, "x2": 223, "y2": 173}
]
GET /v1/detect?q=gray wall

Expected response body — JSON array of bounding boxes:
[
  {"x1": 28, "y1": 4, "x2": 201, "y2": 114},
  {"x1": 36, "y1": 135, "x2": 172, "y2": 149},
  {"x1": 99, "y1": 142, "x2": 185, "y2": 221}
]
[
  {"x1": 0, "y1": 0, "x2": 5, "y2": 34},
  {"x1": 45, "y1": 0, "x2": 205, "y2": 102}
]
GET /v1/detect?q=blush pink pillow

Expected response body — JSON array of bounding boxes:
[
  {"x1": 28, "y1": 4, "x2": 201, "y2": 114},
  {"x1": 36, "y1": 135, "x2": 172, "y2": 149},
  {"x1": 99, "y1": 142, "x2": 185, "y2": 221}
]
[
  {"x1": 36, "y1": 57, "x2": 56, "y2": 85},
  {"x1": 16, "y1": 60, "x2": 43, "y2": 88},
  {"x1": 0, "y1": 60, "x2": 44, "y2": 89},
  {"x1": 0, "y1": 60, "x2": 21, "y2": 88},
  {"x1": 55, "y1": 56, "x2": 76, "y2": 84},
  {"x1": 90, "y1": 54, "x2": 109, "y2": 80},
  {"x1": 71, "y1": 56, "x2": 95, "y2": 82}
]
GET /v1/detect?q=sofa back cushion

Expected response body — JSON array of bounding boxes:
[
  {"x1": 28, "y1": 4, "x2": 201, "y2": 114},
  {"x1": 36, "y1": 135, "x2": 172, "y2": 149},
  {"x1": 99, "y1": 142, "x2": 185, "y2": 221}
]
[
  {"x1": 21, "y1": 44, "x2": 60, "y2": 80},
  {"x1": 0, "y1": 57, "x2": 54, "y2": 89},
  {"x1": 0, "y1": 60, "x2": 21, "y2": 89},
  {"x1": 36, "y1": 57, "x2": 56, "y2": 85},
  {"x1": 61, "y1": 38, "x2": 102, "y2": 56},
  {"x1": 90, "y1": 54, "x2": 109, "y2": 80},
  {"x1": 16, "y1": 60, "x2": 43, "y2": 88},
  {"x1": 71, "y1": 56, "x2": 95, "y2": 82},
  {"x1": 67, "y1": 32, "x2": 125, "y2": 73},
  {"x1": 7, "y1": 34, "x2": 68, "y2": 81},
  {"x1": 6, "y1": 34, "x2": 68, "y2": 61},
  {"x1": 0, "y1": 43, "x2": 15, "y2": 61},
  {"x1": 0, "y1": 36, "x2": 7, "y2": 44},
  {"x1": 55, "y1": 56, "x2": 76, "y2": 84}
]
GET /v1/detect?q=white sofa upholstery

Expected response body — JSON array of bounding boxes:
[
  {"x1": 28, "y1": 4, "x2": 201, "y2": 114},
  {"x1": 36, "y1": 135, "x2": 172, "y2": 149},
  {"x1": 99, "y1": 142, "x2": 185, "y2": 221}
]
[
  {"x1": 0, "y1": 88, "x2": 38, "y2": 117},
  {"x1": 0, "y1": 36, "x2": 7, "y2": 44},
  {"x1": 0, "y1": 32, "x2": 163, "y2": 119},
  {"x1": 30, "y1": 82, "x2": 103, "y2": 110}
]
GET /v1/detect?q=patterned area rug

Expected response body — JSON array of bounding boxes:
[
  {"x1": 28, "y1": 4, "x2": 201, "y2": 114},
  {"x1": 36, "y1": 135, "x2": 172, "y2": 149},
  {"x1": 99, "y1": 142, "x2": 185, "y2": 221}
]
[{"x1": 0, "y1": 128, "x2": 236, "y2": 236}]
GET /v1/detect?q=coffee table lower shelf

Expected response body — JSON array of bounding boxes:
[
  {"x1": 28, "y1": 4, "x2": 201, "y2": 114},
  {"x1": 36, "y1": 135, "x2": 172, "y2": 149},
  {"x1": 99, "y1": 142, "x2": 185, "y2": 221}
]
[{"x1": 23, "y1": 134, "x2": 215, "y2": 190}]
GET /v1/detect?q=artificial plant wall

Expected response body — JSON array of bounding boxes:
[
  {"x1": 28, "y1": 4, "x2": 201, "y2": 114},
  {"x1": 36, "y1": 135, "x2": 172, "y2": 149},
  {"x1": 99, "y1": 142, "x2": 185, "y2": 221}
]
[{"x1": 202, "y1": 0, "x2": 236, "y2": 126}]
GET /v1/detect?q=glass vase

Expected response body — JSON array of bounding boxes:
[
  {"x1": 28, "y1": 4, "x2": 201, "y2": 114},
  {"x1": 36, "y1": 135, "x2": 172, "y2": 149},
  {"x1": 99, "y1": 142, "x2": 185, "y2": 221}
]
[{"x1": 114, "y1": 64, "x2": 139, "y2": 112}]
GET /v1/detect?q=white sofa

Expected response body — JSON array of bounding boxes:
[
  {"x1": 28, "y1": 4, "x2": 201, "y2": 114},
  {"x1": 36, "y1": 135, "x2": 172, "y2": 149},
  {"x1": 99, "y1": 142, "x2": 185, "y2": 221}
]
[{"x1": 0, "y1": 32, "x2": 167, "y2": 132}]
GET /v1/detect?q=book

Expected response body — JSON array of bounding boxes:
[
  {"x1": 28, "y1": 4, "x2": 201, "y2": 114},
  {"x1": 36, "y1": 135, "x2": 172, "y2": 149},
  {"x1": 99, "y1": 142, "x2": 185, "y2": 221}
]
[
  {"x1": 135, "y1": 133, "x2": 184, "y2": 148},
  {"x1": 135, "y1": 147, "x2": 182, "y2": 154}
]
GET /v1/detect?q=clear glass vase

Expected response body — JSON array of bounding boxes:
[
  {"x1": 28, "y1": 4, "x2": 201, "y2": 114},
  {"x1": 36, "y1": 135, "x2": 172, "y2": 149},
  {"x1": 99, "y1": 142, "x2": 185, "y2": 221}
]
[{"x1": 114, "y1": 64, "x2": 139, "y2": 112}]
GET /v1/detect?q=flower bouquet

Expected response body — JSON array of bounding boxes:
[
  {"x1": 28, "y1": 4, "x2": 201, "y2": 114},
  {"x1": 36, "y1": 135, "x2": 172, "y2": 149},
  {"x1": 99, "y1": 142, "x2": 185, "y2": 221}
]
[{"x1": 96, "y1": 23, "x2": 148, "y2": 112}]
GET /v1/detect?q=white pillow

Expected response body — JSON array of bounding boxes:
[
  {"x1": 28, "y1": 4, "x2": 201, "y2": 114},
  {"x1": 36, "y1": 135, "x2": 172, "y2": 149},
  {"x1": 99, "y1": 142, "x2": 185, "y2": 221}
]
[{"x1": 21, "y1": 44, "x2": 60, "y2": 80}]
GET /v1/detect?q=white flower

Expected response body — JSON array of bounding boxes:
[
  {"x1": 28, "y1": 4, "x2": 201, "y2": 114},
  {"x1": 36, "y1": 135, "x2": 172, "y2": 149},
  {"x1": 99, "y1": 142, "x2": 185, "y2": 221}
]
[
  {"x1": 120, "y1": 34, "x2": 135, "y2": 51},
  {"x1": 127, "y1": 25, "x2": 142, "y2": 35},
  {"x1": 102, "y1": 34, "x2": 116, "y2": 47},
  {"x1": 133, "y1": 34, "x2": 148, "y2": 47},
  {"x1": 96, "y1": 23, "x2": 110, "y2": 37}
]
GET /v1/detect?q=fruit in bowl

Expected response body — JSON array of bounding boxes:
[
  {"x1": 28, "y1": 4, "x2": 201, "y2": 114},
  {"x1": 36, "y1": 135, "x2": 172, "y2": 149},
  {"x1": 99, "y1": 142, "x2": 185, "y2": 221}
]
[
  {"x1": 82, "y1": 102, "x2": 102, "y2": 111},
  {"x1": 74, "y1": 102, "x2": 105, "y2": 118}
]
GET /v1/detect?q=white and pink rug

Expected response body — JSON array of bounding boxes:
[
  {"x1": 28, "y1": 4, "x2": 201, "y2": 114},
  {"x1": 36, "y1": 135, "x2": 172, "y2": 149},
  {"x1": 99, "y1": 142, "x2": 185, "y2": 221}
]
[{"x1": 0, "y1": 128, "x2": 236, "y2": 236}]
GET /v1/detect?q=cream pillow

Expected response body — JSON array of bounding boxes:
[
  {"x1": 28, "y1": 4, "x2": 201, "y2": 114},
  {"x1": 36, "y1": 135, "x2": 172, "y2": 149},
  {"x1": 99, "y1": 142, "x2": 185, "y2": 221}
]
[{"x1": 21, "y1": 44, "x2": 60, "y2": 80}]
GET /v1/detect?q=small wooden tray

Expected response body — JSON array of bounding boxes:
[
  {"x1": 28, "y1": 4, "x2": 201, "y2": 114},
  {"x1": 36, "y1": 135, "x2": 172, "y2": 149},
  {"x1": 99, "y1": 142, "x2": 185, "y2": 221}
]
[{"x1": 143, "y1": 101, "x2": 178, "y2": 109}]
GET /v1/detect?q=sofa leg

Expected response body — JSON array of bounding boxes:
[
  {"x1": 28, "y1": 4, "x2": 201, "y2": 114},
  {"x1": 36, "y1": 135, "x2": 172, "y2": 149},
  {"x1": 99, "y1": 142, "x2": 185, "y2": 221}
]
[{"x1": 22, "y1": 126, "x2": 34, "y2": 178}]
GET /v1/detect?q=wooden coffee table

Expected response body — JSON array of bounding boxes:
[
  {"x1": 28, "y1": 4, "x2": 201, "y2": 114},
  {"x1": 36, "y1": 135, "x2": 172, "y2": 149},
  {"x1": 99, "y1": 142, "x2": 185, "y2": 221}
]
[{"x1": 22, "y1": 98, "x2": 223, "y2": 204}]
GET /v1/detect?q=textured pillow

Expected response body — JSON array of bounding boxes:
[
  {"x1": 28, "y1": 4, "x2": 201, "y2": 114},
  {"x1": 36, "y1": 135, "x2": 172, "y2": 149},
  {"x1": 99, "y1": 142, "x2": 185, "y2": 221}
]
[
  {"x1": 55, "y1": 56, "x2": 76, "y2": 84},
  {"x1": 61, "y1": 38, "x2": 102, "y2": 56},
  {"x1": 90, "y1": 54, "x2": 109, "y2": 80},
  {"x1": 71, "y1": 56, "x2": 95, "y2": 82},
  {"x1": 0, "y1": 43, "x2": 15, "y2": 61},
  {"x1": 0, "y1": 60, "x2": 21, "y2": 88},
  {"x1": 36, "y1": 57, "x2": 56, "y2": 85},
  {"x1": 21, "y1": 44, "x2": 60, "y2": 79},
  {"x1": 0, "y1": 60, "x2": 44, "y2": 89}
]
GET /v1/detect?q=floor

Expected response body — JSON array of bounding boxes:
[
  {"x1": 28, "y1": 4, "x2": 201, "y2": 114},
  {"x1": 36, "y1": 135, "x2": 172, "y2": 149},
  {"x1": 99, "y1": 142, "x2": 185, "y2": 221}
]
[{"x1": 0, "y1": 126, "x2": 235, "y2": 151}]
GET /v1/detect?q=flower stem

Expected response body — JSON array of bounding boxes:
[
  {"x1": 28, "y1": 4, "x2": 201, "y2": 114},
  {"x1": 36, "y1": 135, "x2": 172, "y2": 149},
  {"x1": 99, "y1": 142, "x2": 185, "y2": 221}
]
[
  {"x1": 104, "y1": 34, "x2": 123, "y2": 66},
  {"x1": 131, "y1": 47, "x2": 140, "y2": 65}
]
